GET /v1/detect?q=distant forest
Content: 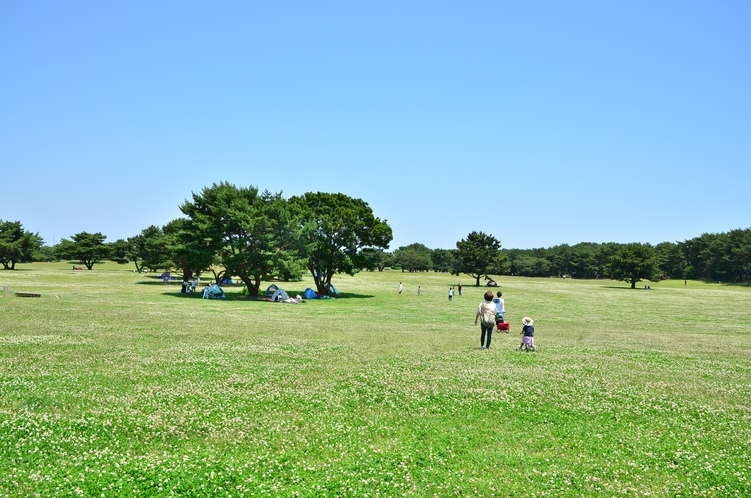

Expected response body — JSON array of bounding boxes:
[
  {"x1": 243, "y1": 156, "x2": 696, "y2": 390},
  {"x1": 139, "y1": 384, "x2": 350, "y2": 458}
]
[
  {"x1": 500, "y1": 228, "x2": 750, "y2": 282},
  {"x1": 390, "y1": 227, "x2": 751, "y2": 283}
]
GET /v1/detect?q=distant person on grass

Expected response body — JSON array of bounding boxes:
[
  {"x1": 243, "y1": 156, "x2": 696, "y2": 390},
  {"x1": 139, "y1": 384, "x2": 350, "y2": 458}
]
[
  {"x1": 458, "y1": 283, "x2": 463, "y2": 296},
  {"x1": 448, "y1": 287, "x2": 454, "y2": 302},
  {"x1": 518, "y1": 316, "x2": 536, "y2": 351},
  {"x1": 399, "y1": 282, "x2": 403, "y2": 294},
  {"x1": 474, "y1": 291, "x2": 497, "y2": 350}
]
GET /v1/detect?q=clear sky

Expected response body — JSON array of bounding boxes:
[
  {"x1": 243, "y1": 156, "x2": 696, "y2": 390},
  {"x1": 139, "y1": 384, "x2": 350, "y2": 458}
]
[{"x1": 2, "y1": 1, "x2": 749, "y2": 250}]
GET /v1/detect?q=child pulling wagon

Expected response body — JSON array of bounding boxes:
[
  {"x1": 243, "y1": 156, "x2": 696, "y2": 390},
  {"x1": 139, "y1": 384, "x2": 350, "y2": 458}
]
[{"x1": 493, "y1": 292, "x2": 508, "y2": 333}]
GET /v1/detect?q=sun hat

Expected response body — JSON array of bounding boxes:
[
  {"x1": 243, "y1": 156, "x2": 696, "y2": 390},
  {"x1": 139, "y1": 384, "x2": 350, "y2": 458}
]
[{"x1": 522, "y1": 317, "x2": 534, "y2": 326}]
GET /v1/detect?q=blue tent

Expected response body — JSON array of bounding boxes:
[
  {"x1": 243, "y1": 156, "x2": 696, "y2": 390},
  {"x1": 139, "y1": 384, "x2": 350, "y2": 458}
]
[
  {"x1": 207, "y1": 284, "x2": 225, "y2": 299},
  {"x1": 265, "y1": 284, "x2": 279, "y2": 297},
  {"x1": 303, "y1": 288, "x2": 319, "y2": 299},
  {"x1": 270, "y1": 288, "x2": 289, "y2": 302},
  {"x1": 328, "y1": 283, "x2": 339, "y2": 295}
]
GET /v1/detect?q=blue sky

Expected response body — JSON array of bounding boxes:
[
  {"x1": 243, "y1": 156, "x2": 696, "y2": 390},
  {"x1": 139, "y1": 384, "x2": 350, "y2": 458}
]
[{"x1": 2, "y1": 1, "x2": 749, "y2": 250}]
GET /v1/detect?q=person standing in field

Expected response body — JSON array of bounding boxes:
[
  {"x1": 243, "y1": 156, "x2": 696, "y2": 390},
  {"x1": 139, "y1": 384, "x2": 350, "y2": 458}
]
[
  {"x1": 458, "y1": 283, "x2": 463, "y2": 296},
  {"x1": 399, "y1": 282, "x2": 403, "y2": 294},
  {"x1": 493, "y1": 291, "x2": 505, "y2": 326},
  {"x1": 475, "y1": 291, "x2": 497, "y2": 349},
  {"x1": 417, "y1": 285, "x2": 421, "y2": 295},
  {"x1": 448, "y1": 286, "x2": 454, "y2": 302},
  {"x1": 518, "y1": 316, "x2": 536, "y2": 351}
]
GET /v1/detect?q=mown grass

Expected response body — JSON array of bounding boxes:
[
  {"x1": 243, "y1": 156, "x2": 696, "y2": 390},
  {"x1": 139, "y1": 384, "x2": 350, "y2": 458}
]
[{"x1": 0, "y1": 263, "x2": 749, "y2": 497}]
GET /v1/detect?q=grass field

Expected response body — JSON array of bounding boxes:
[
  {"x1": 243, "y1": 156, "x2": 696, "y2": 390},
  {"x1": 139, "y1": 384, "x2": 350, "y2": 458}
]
[{"x1": 1, "y1": 263, "x2": 750, "y2": 497}]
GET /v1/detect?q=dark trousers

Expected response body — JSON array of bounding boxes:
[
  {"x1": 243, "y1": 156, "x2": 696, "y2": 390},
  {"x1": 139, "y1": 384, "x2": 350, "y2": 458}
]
[{"x1": 481, "y1": 325, "x2": 493, "y2": 348}]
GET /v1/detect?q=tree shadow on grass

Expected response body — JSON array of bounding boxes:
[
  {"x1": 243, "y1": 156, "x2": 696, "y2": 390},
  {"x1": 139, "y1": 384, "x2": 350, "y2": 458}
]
[
  {"x1": 321, "y1": 292, "x2": 374, "y2": 299},
  {"x1": 158, "y1": 291, "x2": 375, "y2": 301},
  {"x1": 602, "y1": 286, "x2": 654, "y2": 290},
  {"x1": 159, "y1": 292, "x2": 256, "y2": 302},
  {"x1": 698, "y1": 280, "x2": 751, "y2": 288}
]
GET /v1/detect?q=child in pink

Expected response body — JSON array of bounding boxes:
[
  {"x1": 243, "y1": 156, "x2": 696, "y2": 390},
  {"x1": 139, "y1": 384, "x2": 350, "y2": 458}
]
[{"x1": 518, "y1": 316, "x2": 536, "y2": 351}]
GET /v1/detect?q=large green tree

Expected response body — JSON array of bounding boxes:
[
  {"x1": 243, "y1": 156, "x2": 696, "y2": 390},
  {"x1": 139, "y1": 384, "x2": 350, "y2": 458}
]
[
  {"x1": 55, "y1": 232, "x2": 110, "y2": 270},
  {"x1": 162, "y1": 218, "x2": 215, "y2": 283},
  {"x1": 180, "y1": 182, "x2": 300, "y2": 297},
  {"x1": 655, "y1": 241, "x2": 685, "y2": 280},
  {"x1": 393, "y1": 243, "x2": 433, "y2": 272},
  {"x1": 109, "y1": 239, "x2": 133, "y2": 266},
  {"x1": 290, "y1": 192, "x2": 393, "y2": 295},
  {"x1": 453, "y1": 231, "x2": 509, "y2": 286},
  {"x1": 111, "y1": 226, "x2": 173, "y2": 273},
  {"x1": 0, "y1": 220, "x2": 43, "y2": 270},
  {"x1": 607, "y1": 243, "x2": 662, "y2": 288},
  {"x1": 360, "y1": 248, "x2": 391, "y2": 272},
  {"x1": 431, "y1": 248, "x2": 457, "y2": 273}
]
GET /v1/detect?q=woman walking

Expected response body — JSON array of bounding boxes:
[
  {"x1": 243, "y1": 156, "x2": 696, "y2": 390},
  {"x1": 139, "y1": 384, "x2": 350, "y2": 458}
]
[{"x1": 474, "y1": 291, "x2": 497, "y2": 349}]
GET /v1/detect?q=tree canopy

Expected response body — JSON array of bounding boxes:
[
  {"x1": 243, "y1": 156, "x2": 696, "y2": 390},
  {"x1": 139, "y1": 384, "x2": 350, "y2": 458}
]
[
  {"x1": 393, "y1": 243, "x2": 433, "y2": 272},
  {"x1": 55, "y1": 232, "x2": 109, "y2": 270},
  {"x1": 290, "y1": 192, "x2": 393, "y2": 295},
  {"x1": 607, "y1": 243, "x2": 662, "y2": 288},
  {"x1": 430, "y1": 248, "x2": 456, "y2": 273},
  {"x1": 180, "y1": 182, "x2": 301, "y2": 297},
  {"x1": 0, "y1": 220, "x2": 43, "y2": 270},
  {"x1": 453, "y1": 231, "x2": 509, "y2": 286}
]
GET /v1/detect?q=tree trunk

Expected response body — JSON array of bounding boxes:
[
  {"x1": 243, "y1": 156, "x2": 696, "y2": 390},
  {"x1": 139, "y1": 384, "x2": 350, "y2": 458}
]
[
  {"x1": 240, "y1": 275, "x2": 258, "y2": 297},
  {"x1": 310, "y1": 267, "x2": 330, "y2": 295},
  {"x1": 317, "y1": 274, "x2": 334, "y2": 295},
  {"x1": 475, "y1": 275, "x2": 481, "y2": 286},
  {"x1": 631, "y1": 281, "x2": 636, "y2": 289},
  {"x1": 209, "y1": 267, "x2": 226, "y2": 285},
  {"x1": 253, "y1": 275, "x2": 262, "y2": 297},
  {"x1": 315, "y1": 276, "x2": 328, "y2": 295}
]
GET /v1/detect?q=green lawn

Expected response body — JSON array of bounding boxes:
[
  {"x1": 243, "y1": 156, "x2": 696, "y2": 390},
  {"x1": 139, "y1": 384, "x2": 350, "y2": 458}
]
[{"x1": 1, "y1": 263, "x2": 749, "y2": 496}]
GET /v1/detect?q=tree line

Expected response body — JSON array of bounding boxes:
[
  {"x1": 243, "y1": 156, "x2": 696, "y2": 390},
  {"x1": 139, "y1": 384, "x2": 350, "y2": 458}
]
[
  {"x1": 2, "y1": 184, "x2": 749, "y2": 289},
  {"x1": 495, "y1": 230, "x2": 751, "y2": 284},
  {"x1": 2, "y1": 184, "x2": 396, "y2": 296},
  {"x1": 364, "y1": 230, "x2": 751, "y2": 286}
]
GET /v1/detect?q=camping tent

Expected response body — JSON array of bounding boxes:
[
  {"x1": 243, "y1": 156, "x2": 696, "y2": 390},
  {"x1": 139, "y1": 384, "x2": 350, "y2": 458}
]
[
  {"x1": 270, "y1": 288, "x2": 289, "y2": 302},
  {"x1": 265, "y1": 284, "x2": 279, "y2": 297},
  {"x1": 303, "y1": 288, "x2": 319, "y2": 299},
  {"x1": 206, "y1": 284, "x2": 226, "y2": 299},
  {"x1": 328, "y1": 283, "x2": 339, "y2": 295}
]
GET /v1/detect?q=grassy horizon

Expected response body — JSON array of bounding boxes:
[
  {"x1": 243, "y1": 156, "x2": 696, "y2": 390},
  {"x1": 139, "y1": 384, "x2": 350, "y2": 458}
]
[{"x1": 1, "y1": 262, "x2": 750, "y2": 496}]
